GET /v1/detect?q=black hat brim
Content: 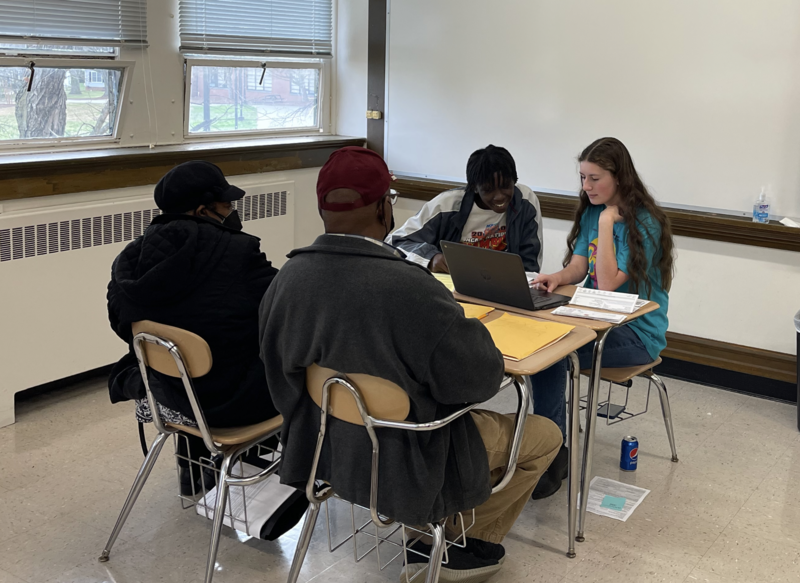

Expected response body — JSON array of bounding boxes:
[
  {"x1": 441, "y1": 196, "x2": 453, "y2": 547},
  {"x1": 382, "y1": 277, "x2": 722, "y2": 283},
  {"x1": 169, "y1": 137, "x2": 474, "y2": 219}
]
[{"x1": 218, "y1": 184, "x2": 246, "y2": 202}]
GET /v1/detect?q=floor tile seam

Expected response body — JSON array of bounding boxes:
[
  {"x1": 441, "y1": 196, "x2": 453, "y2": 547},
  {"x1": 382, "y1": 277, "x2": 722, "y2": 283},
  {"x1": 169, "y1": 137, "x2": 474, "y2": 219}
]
[
  {"x1": 0, "y1": 566, "x2": 32, "y2": 583},
  {"x1": 303, "y1": 556, "x2": 351, "y2": 582}
]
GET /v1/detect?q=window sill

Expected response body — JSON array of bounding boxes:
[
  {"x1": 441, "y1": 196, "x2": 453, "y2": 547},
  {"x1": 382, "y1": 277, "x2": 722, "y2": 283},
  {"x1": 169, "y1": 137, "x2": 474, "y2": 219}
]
[{"x1": 0, "y1": 135, "x2": 365, "y2": 201}]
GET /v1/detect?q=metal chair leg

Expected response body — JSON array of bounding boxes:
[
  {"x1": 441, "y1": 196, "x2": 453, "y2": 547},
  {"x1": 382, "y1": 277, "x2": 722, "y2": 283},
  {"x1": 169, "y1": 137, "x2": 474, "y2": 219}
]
[
  {"x1": 287, "y1": 501, "x2": 323, "y2": 583},
  {"x1": 566, "y1": 352, "x2": 581, "y2": 558},
  {"x1": 650, "y1": 373, "x2": 679, "y2": 462},
  {"x1": 99, "y1": 431, "x2": 169, "y2": 562},
  {"x1": 424, "y1": 523, "x2": 446, "y2": 583},
  {"x1": 204, "y1": 453, "x2": 235, "y2": 583}
]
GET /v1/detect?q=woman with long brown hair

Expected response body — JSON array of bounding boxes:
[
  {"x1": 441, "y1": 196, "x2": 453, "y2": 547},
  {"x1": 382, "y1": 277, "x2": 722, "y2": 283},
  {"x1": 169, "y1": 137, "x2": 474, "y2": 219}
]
[
  {"x1": 529, "y1": 138, "x2": 674, "y2": 499},
  {"x1": 534, "y1": 137, "x2": 674, "y2": 368}
]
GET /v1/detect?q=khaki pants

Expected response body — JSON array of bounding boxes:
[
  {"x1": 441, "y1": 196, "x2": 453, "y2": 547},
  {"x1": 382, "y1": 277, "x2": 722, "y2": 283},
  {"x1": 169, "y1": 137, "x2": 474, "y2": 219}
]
[{"x1": 450, "y1": 410, "x2": 562, "y2": 544}]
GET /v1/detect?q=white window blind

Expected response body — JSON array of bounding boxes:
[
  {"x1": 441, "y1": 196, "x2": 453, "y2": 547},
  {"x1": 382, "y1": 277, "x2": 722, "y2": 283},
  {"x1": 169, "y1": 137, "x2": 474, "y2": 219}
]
[
  {"x1": 179, "y1": 0, "x2": 332, "y2": 57},
  {"x1": 0, "y1": 0, "x2": 147, "y2": 46}
]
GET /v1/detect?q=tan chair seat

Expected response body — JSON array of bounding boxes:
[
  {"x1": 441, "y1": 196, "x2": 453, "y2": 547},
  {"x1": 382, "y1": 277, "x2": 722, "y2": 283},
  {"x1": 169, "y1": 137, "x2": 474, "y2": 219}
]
[
  {"x1": 580, "y1": 358, "x2": 662, "y2": 384},
  {"x1": 167, "y1": 415, "x2": 283, "y2": 446}
]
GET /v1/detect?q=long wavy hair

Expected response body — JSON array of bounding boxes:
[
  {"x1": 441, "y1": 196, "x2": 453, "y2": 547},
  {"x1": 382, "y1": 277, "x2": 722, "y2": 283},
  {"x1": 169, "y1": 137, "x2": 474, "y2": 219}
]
[{"x1": 564, "y1": 137, "x2": 674, "y2": 295}]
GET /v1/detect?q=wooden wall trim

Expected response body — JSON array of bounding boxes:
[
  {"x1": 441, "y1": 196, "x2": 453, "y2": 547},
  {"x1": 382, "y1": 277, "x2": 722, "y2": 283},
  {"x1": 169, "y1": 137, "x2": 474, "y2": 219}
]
[
  {"x1": 663, "y1": 332, "x2": 796, "y2": 384},
  {"x1": 394, "y1": 175, "x2": 800, "y2": 253},
  {"x1": 0, "y1": 136, "x2": 365, "y2": 201}
]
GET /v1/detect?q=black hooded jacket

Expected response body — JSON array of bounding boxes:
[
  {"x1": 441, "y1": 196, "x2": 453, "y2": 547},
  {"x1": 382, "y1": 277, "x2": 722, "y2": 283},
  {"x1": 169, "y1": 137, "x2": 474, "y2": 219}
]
[{"x1": 107, "y1": 213, "x2": 279, "y2": 427}]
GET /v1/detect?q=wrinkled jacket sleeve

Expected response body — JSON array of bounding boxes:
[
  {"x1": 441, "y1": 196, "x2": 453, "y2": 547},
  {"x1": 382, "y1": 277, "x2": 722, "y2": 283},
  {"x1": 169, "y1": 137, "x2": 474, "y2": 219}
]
[
  {"x1": 244, "y1": 238, "x2": 280, "y2": 303},
  {"x1": 107, "y1": 256, "x2": 132, "y2": 344},
  {"x1": 424, "y1": 312, "x2": 505, "y2": 406},
  {"x1": 516, "y1": 184, "x2": 544, "y2": 272},
  {"x1": 389, "y1": 189, "x2": 465, "y2": 268}
]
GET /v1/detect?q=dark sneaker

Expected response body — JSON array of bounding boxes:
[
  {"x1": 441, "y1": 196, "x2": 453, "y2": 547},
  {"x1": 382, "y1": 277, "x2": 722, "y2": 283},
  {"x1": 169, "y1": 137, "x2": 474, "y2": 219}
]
[
  {"x1": 400, "y1": 539, "x2": 502, "y2": 583},
  {"x1": 549, "y1": 445, "x2": 569, "y2": 482},
  {"x1": 531, "y1": 469, "x2": 562, "y2": 500},
  {"x1": 464, "y1": 538, "x2": 505, "y2": 564}
]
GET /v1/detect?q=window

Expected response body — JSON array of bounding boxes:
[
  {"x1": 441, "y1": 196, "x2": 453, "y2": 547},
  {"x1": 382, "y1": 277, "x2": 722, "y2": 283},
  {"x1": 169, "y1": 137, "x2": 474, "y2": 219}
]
[
  {"x1": 180, "y1": 0, "x2": 332, "y2": 137},
  {"x1": 0, "y1": 1, "x2": 144, "y2": 146},
  {"x1": 186, "y1": 61, "x2": 321, "y2": 136},
  {"x1": 0, "y1": 61, "x2": 131, "y2": 143}
]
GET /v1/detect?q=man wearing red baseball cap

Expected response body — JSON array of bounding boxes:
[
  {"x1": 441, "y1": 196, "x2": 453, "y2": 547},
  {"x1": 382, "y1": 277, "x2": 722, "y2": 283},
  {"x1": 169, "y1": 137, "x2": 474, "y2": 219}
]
[{"x1": 259, "y1": 147, "x2": 560, "y2": 583}]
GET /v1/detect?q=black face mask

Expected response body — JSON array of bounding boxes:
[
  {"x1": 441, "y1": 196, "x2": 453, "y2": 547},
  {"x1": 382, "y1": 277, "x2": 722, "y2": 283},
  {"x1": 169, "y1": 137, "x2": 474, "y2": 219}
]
[{"x1": 209, "y1": 208, "x2": 243, "y2": 232}]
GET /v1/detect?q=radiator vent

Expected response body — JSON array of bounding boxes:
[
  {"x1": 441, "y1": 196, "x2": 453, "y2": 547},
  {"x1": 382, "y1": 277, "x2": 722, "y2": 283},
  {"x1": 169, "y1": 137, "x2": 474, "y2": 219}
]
[{"x1": 0, "y1": 191, "x2": 287, "y2": 263}]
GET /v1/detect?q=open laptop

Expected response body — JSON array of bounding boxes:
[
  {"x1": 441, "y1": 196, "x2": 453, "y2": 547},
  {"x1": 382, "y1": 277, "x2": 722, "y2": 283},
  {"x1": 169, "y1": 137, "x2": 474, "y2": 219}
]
[{"x1": 441, "y1": 241, "x2": 571, "y2": 311}]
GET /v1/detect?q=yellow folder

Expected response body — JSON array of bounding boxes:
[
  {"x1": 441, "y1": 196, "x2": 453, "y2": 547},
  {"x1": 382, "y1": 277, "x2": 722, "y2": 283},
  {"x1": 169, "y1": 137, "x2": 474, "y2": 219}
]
[
  {"x1": 484, "y1": 313, "x2": 575, "y2": 361},
  {"x1": 457, "y1": 302, "x2": 495, "y2": 320}
]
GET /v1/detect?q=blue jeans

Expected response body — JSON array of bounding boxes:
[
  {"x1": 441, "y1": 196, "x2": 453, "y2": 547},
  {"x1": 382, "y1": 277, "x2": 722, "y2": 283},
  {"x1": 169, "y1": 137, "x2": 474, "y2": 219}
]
[{"x1": 530, "y1": 325, "x2": 652, "y2": 441}]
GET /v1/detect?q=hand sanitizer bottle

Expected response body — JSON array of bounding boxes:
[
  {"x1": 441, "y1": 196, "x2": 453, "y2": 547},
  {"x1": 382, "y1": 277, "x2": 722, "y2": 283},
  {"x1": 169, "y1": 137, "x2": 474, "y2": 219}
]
[{"x1": 753, "y1": 187, "x2": 770, "y2": 223}]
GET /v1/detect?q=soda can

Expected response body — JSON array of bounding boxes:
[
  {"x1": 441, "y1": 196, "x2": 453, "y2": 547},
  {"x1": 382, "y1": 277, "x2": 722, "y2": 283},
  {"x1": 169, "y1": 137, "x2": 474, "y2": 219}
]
[{"x1": 620, "y1": 436, "x2": 638, "y2": 471}]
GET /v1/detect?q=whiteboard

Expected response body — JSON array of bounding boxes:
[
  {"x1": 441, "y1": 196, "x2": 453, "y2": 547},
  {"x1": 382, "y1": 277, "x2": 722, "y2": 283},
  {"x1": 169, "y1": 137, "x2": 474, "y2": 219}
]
[{"x1": 386, "y1": 0, "x2": 800, "y2": 217}]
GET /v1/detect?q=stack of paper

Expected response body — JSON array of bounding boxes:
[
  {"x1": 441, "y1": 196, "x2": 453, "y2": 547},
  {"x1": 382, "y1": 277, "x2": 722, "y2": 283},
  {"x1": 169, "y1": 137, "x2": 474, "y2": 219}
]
[
  {"x1": 483, "y1": 313, "x2": 574, "y2": 361},
  {"x1": 458, "y1": 302, "x2": 495, "y2": 320},
  {"x1": 586, "y1": 477, "x2": 650, "y2": 522},
  {"x1": 552, "y1": 306, "x2": 627, "y2": 324},
  {"x1": 433, "y1": 273, "x2": 455, "y2": 292},
  {"x1": 570, "y1": 288, "x2": 640, "y2": 314}
]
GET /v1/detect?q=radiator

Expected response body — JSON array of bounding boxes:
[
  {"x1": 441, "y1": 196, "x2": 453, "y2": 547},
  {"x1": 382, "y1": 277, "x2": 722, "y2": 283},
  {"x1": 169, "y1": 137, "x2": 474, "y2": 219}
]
[{"x1": 0, "y1": 178, "x2": 295, "y2": 427}]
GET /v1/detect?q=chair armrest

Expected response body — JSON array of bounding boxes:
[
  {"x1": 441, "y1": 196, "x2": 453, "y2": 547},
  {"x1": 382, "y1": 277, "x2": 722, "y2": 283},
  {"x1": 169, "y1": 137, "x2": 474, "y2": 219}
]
[{"x1": 370, "y1": 376, "x2": 517, "y2": 432}]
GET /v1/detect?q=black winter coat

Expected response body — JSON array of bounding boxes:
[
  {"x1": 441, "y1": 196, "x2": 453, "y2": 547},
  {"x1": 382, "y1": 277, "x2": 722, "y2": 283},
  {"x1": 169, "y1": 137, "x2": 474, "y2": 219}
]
[{"x1": 107, "y1": 213, "x2": 279, "y2": 427}]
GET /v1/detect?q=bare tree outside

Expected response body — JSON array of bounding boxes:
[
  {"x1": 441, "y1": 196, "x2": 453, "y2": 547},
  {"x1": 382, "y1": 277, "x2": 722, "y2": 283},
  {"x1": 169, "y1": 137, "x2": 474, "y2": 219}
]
[
  {"x1": 0, "y1": 45, "x2": 123, "y2": 142},
  {"x1": 15, "y1": 68, "x2": 68, "y2": 138}
]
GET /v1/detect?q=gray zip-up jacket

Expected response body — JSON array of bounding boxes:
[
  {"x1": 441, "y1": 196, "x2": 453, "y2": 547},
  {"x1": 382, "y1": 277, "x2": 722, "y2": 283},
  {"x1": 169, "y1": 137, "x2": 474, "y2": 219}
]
[
  {"x1": 258, "y1": 234, "x2": 505, "y2": 525},
  {"x1": 390, "y1": 184, "x2": 544, "y2": 272}
]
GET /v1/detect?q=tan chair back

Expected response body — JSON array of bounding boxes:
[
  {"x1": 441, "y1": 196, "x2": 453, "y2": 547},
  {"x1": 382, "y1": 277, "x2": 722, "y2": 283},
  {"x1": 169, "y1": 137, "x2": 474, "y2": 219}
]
[
  {"x1": 132, "y1": 320, "x2": 213, "y2": 379},
  {"x1": 306, "y1": 364, "x2": 410, "y2": 426}
]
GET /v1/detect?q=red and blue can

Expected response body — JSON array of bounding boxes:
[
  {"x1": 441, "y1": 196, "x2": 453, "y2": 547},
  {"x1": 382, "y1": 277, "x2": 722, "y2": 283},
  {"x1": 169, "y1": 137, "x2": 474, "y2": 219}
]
[{"x1": 620, "y1": 436, "x2": 638, "y2": 471}]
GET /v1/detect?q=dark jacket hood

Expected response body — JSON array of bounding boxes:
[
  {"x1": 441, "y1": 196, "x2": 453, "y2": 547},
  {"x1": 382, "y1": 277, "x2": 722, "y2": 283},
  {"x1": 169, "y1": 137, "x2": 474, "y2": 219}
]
[{"x1": 113, "y1": 214, "x2": 233, "y2": 306}]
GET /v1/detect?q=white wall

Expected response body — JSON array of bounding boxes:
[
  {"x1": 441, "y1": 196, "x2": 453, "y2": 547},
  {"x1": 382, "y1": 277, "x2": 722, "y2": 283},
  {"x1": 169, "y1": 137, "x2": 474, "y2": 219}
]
[{"x1": 385, "y1": 0, "x2": 800, "y2": 219}]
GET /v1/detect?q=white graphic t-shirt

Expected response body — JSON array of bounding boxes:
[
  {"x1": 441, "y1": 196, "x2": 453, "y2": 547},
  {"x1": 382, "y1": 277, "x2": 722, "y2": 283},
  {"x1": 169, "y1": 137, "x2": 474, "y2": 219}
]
[{"x1": 460, "y1": 207, "x2": 508, "y2": 252}]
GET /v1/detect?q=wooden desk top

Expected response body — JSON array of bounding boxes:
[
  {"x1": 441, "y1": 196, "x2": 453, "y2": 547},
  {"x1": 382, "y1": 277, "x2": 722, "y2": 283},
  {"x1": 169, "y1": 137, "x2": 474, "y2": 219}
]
[
  {"x1": 479, "y1": 310, "x2": 597, "y2": 376},
  {"x1": 456, "y1": 285, "x2": 659, "y2": 332}
]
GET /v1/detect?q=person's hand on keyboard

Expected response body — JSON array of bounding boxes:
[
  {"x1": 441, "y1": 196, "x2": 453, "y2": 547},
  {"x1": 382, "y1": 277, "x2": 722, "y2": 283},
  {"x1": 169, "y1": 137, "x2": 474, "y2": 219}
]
[{"x1": 531, "y1": 272, "x2": 562, "y2": 293}]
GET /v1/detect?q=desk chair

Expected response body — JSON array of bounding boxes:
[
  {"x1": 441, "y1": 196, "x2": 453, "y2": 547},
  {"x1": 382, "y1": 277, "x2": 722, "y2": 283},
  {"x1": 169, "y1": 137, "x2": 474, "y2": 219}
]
[
  {"x1": 580, "y1": 358, "x2": 678, "y2": 462},
  {"x1": 98, "y1": 321, "x2": 283, "y2": 583},
  {"x1": 286, "y1": 365, "x2": 530, "y2": 583}
]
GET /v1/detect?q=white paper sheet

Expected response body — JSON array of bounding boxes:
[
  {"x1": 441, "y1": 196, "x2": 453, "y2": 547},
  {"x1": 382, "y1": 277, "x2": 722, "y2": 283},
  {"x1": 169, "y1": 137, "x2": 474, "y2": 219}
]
[
  {"x1": 552, "y1": 306, "x2": 627, "y2": 324},
  {"x1": 195, "y1": 460, "x2": 297, "y2": 538},
  {"x1": 586, "y1": 476, "x2": 650, "y2": 522},
  {"x1": 570, "y1": 287, "x2": 639, "y2": 314},
  {"x1": 525, "y1": 271, "x2": 539, "y2": 286}
]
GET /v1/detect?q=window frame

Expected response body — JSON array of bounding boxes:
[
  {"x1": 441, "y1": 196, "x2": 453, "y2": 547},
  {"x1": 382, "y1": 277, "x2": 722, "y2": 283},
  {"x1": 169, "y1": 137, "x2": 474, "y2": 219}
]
[
  {"x1": 0, "y1": 56, "x2": 135, "y2": 150},
  {"x1": 183, "y1": 57, "x2": 330, "y2": 141}
]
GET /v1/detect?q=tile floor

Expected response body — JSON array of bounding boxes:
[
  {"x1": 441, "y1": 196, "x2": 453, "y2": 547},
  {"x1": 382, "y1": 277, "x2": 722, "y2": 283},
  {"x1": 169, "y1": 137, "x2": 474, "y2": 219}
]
[{"x1": 1, "y1": 375, "x2": 799, "y2": 583}]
